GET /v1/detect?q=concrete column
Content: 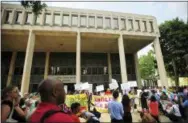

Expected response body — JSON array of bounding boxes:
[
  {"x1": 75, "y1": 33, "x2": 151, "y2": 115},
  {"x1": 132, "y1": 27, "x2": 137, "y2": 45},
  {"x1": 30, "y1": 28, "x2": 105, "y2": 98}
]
[
  {"x1": 103, "y1": 15, "x2": 105, "y2": 29},
  {"x1": 86, "y1": 13, "x2": 89, "y2": 28},
  {"x1": 69, "y1": 12, "x2": 72, "y2": 26},
  {"x1": 111, "y1": 14, "x2": 113, "y2": 29},
  {"x1": 6, "y1": 52, "x2": 17, "y2": 86},
  {"x1": 107, "y1": 53, "x2": 112, "y2": 83},
  {"x1": 125, "y1": 16, "x2": 128, "y2": 31},
  {"x1": 31, "y1": 13, "x2": 35, "y2": 25},
  {"x1": 134, "y1": 53, "x2": 142, "y2": 88},
  {"x1": 78, "y1": 13, "x2": 80, "y2": 27},
  {"x1": 118, "y1": 16, "x2": 121, "y2": 30},
  {"x1": 11, "y1": 9, "x2": 16, "y2": 25},
  {"x1": 146, "y1": 20, "x2": 150, "y2": 32},
  {"x1": 1, "y1": 9, "x2": 5, "y2": 23},
  {"x1": 41, "y1": 10, "x2": 45, "y2": 25},
  {"x1": 118, "y1": 33, "x2": 128, "y2": 83},
  {"x1": 76, "y1": 30, "x2": 81, "y2": 83},
  {"x1": 60, "y1": 11, "x2": 63, "y2": 26},
  {"x1": 95, "y1": 14, "x2": 97, "y2": 29},
  {"x1": 21, "y1": 30, "x2": 35, "y2": 95},
  {"x1": 153, "y1": 37, "x2": 168, "y2": 88},
  {"x1": 51, "y1": 11, "x2": 54, "y2": 26},
  {"x1": 21, "y1": 10, "x2": 26, "y2": 25},
  {"x1": 44, "y1": 52, "x2": 50, "y2": 79}
]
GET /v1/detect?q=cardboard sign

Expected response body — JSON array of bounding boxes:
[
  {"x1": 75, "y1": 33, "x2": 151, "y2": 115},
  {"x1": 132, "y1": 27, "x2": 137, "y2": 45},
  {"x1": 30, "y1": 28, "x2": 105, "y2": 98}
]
[
  {"x1": 128, "y1": 81, "x2": 137, "y2": 87},
  {"x1": 111, "y1": 78, "x2": 119, "y2": 89},
  {"x1": 81, "y1": 82, "x2": 89, "y2": 90},
  {"x1": 121, "y1": 82, "x2": 130, "y2": 90},
  {"x1": 96, "y1": 85, "x2": 104, "y2": 92},
  {"x1": 88, "y1": 84, "x2": 93, "y2": 93},
  {"x1": 74, "y1": 83, "x2": 82, "y2": 90}
]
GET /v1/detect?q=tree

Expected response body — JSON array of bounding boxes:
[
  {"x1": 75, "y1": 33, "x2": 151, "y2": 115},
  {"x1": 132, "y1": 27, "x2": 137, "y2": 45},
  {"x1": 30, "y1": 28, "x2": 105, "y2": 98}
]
[
  {"x1": 21, "y1": 0, "x2": 47, "y2": 16},
  {"x1": 159, "y1": 18, "x2": 188, "y2": 86},
  {"x1": 139, "y1": 50, "x2": 158, "y2": 86}
]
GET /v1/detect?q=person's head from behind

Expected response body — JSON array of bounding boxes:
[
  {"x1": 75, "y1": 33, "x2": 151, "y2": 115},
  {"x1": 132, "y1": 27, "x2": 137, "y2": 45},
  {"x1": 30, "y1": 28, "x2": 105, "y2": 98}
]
[
  {"x1": 71, "y1": 102, "x2": 81, "y2": 114},
  {"x1": 113, "y1": 90, "x2": 119, "y2": 99},
  {"x1": 122, "y1": 94, "x2": 130, "y2": 107},
  {"x1": 2, "y1": 85, "x2": 19, "y2": 100},
  {"x1": 38, "y1": 78, "x2": 66, "y2": 105},
  {"x1": 150, "y1": 95, "x2": 157, "y2": 102}
]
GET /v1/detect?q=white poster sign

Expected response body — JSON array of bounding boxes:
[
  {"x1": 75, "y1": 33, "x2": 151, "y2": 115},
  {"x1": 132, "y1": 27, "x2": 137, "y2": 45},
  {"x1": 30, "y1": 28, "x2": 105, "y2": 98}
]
[
  {"x1": 74, "y1": 83, "x2": 82, "y2": 90},
  {"x1": 111, "y1": 78, "x2": 119, "y2": 89},
  {"x1": 121, "y1": 82, "x2": 130, "y2": 91},
  {"x1": 128, "y1": 81, "x2": 137, "y2": 87},
  {"x1": 88, "y1": 84, "x2": 93, "y2": 93},
  {"x1": 81, "y1": 82, "x2": 89, "y2": 90},
  {"x1": 137, "y1": 89, "x2": 142, "y2": 97},
  {"x1": 64, "y1": 85, "x2": 67, "y2": 94},
  {"x1": 109, "y1": 83, "x2": 114, "y2": 90},
  {"x1": 157, "y1": 80, "x2": 162, "y2": 87},
  {"x1": 96, "y1": 85, "x2": 104, "y2": 92}
]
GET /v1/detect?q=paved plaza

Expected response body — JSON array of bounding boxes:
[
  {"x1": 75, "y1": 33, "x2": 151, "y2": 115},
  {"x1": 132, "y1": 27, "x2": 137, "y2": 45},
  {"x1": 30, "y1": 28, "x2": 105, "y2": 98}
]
[{"x1": 80, "y1": 112, "x2": 171, "y2": 122}]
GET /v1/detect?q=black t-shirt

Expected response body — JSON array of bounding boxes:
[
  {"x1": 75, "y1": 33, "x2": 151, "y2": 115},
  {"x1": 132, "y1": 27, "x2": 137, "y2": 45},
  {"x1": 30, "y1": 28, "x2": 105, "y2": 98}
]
[{"x1": 1, "y1": 100, "x2": 26, "y2": 122}]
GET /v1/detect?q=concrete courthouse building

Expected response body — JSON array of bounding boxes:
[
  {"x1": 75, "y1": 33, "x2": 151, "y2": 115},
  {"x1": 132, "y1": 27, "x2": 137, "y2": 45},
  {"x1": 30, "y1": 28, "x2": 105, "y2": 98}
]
[{"x1": 1, "y1": 3, "x2": 168, "y2": 95}]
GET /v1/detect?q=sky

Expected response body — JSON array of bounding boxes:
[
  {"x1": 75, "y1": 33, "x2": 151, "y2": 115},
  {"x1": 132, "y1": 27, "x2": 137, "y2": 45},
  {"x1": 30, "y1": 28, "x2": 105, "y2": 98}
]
[{"x1": 3, "y1": 0, "x2": 187, "y2": 57}]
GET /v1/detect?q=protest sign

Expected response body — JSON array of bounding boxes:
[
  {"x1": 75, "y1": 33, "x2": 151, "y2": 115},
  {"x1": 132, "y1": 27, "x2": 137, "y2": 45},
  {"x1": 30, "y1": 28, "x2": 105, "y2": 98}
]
[
  {"x1": 128, "y1": 81, "x2": 137, "y2": 87},
  {"x1": 88, "y1": 84, "x2": 93, "y2": 93},
  {"x1": 121, "y1": 82, "x2": 130, "y2": 90},
  {"x1": 92, "y1": 95, "x2": 121, "y2": 113},
  {"x1": 65, "y1": 94, "x2": 88, "y2": 110},
  {"x1": 111, "y1": 78, "x2": 119, "y2": 89},
  {"x1": 64, "y1": 85, "x2": 67, "y2": 93},
  {"x1": 96, "y1": 85, "x2": 104, "y2": 92},
  {"x1": 137, "y1": 89, "x2": 142, "y2": 97},
  {"x1": 81, "y1": 82, "x2": 89, "y2": 90},
  {"x1": 74, "y1": 83, "x2": 82, "y2": 90},
  {"x1": 109, "y1": 83, "x2": 114, "y2": 90}
]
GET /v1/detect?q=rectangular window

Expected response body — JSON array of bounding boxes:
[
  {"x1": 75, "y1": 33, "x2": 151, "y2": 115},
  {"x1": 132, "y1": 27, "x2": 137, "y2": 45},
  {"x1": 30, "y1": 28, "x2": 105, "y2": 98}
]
[
  {"x1": 54, "y1": 13, "x2": 60, "y2": 25},
  {"x1": 45, "y1": 13, "x2": 51, "y2": 25},
  {"x1": 143, "y1": 21, "x2": 147, "y2": 32},
  {"x1": 150, "y1": 21, "x2": 154, "y2": 32},
  {"x1": 5, "y1": 10, "x2": 12, "y2": 24},
  {"x1": 135, "y1": 20, "x2": 140, "y2": 31},
  {"x1": 72, "y1": 15, "x2": 78, "y2": 26},
  {"x1": 105, "y1": 17, "x2": 111, "y2": 28},
  {"x1": 25, "y1": 12, "x2": 32, "y2": 24},
  {"x1": 128, "y1": 19, "x2": 133, "y2": 30},
  {"x1": 121, "y1": 18, "x2": 126, "y2": 29},
  {"x1": 80, "y1": 16, "x2": 86, "y2": 27},
  {"x1": 89, "y1": 16, "x2": 95, "y2": 27},
  {"x1": 97, "y1": 17, "x2": 103, "y2": 28},
  {"x1": 15, "y1": 11, "x2": 22, "y2": 24},
  {"x1": 35, "y1": 13, "x2": 42, "y2": 25},
  {"x1": 113, "y1": 18, "x2": 118, "y2": 29},
  {"x1": 63, "y1": 14, "x2": 69, "y2": 25}
]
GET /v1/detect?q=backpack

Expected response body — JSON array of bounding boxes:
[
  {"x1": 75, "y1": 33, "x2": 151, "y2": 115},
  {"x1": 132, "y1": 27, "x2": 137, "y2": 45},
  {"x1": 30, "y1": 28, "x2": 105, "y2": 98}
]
[{"x1": 40, "y1": 110, "x2": 68, "y2": 123}]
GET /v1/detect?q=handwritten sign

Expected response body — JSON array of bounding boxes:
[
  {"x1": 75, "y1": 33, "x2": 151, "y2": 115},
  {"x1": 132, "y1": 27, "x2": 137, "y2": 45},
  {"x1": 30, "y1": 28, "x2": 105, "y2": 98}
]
[{"x1": 96, "y1": 85, "x2": 104, "y2": 92}]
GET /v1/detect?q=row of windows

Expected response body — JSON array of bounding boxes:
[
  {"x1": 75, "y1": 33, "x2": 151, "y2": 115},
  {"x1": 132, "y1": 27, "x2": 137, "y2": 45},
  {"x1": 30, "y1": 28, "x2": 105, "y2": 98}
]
[{"x1": 3, "y1": 10, "x2": 154, "y2": 32}]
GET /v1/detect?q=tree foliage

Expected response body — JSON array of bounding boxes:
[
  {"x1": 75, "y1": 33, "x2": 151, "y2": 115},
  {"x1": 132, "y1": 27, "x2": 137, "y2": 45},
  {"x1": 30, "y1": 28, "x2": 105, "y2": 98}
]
[
  {"x1": 139, "y1": 50, "x2": 157, "y2": 82},
  {"x1": 159, "y1": 17, "x2": 188, "y2": 86},
  {"x1": 21, "y1": 0, "x2": 47, "y2": 16}
]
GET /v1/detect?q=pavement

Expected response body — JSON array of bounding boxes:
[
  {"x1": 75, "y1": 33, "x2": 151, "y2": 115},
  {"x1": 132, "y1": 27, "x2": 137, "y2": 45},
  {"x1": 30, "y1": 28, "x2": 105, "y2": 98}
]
[{"x1": 80, "y1": 110, "x2": 172, "y2": 122}]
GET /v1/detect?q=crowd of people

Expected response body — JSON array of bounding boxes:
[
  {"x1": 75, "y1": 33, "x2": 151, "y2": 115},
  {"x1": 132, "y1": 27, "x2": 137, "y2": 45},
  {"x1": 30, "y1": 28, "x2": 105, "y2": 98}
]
[{"x1": 1, "y1": 78, "x2": 188, "y2": 123}]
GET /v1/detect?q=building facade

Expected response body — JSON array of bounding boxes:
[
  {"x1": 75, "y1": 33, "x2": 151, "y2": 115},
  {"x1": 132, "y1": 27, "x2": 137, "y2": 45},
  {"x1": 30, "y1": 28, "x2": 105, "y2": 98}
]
[{"x1": 1, "y1": 3, "x2": 168, "y2": 95}]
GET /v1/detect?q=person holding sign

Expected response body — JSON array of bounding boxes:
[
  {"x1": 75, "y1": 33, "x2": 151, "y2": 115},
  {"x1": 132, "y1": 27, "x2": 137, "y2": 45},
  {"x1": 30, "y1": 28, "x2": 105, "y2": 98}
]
[{"x1": 108, "y1": 90, "x2": 124, "y2": 123}]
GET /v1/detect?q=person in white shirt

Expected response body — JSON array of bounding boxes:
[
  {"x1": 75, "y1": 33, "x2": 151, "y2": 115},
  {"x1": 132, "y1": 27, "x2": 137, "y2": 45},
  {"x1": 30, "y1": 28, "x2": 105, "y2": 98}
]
[{"x1": 164, "y1": 100, "x2": 182, "y2": 122}]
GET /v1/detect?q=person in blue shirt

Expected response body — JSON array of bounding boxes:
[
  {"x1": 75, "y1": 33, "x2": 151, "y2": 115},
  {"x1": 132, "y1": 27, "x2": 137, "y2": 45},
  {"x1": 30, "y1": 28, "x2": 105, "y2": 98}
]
[{"x1": 108, "y1": 90, "x2": 124, "y2": 123}]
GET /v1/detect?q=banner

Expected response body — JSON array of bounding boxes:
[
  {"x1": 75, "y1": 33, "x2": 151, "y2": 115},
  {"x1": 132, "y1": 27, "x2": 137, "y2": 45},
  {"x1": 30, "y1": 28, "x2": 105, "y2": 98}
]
[
  {"x1": 92, "y1": 95, "x2": 121, "y2": 113},
  {"x1": 65, "y1": 94, "x2": 88, "y2": 110}
]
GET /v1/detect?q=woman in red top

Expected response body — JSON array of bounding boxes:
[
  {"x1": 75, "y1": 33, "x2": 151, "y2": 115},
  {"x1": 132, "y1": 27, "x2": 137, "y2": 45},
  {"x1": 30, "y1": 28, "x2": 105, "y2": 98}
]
[{"x1": 149, "y1": 95, "x2": 160, "y2": 123}]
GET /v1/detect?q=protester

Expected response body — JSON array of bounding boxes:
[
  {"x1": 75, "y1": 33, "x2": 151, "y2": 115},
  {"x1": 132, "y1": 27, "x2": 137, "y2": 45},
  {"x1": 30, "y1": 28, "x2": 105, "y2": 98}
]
[
  {"x1": 141, "y1": 88, "x2": 149, "y2": 112},
  {"x1": 164, "y1": 100, "x2": 182, "y2": 122},
  {"x1": 29, "y1": 78, "x2": 74, "y2": 123},
  {"x1": 140, "y1": 111, "x2": 157, "y2": 123},
  {"x1": 122, "y1": 94, "x2": 132, "y2": 123},
  {"x1": 108, "y1": 90, "x2": 124, "y2": 123},
  {"x1": 1, "y1": 85, "x2": 27, "y2": 122},
  {"x1": 148, "y1": 96, "x2": 160, "y2": 123},
  {"x1": 71, "y1": 102, "x2": 81, "y2": 123}
]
